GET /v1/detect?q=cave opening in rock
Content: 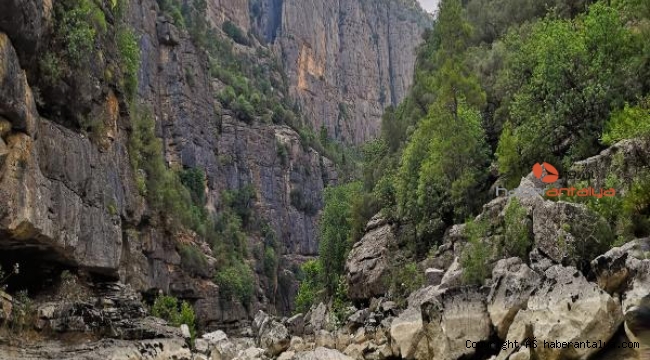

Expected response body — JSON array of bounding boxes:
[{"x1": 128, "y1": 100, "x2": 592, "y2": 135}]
[{"x1": 0, "y1": 244, "x2": 75, "y2": 298}]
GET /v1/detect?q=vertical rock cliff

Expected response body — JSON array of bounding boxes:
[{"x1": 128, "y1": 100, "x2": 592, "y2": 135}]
[
  {"x1": 0, "y1": 0, "x2": 428, "y2": 336},
  {"x1": 268, "y1": 0, "x2": 431, "y2": 144}
]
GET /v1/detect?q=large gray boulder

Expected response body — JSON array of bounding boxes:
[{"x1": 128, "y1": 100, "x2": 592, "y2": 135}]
[
  {"x1": 593, "y1": 239, "x2": 650, "y2": 357},
  {"x1": 495, "y1": 265, "x2": 623, "y2": 360},
  {"x1": 291, "y1": 347, "x2": 354, "y2": 360},
  {"x1": 345, "y1": 219, "x2": 395, "y2": 300},
  {"x1": 420, "y1": 286, "x2": 492, "y2": 360},
  {"x1": 254, "y1": 311, "x2": 291, "y2": 356},
  {"x1": 532, "y1": 201, "x2": 613, "y2": 267},
  {"x1": 488, "y1": 258, "x2": 541, "y2": 339},
  {"x1": 390, "y1": 307, "x2": 427, "y2": 359}
]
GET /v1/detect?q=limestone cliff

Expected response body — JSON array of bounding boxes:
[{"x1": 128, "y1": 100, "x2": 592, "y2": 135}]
[
  {"x1": 257, "y1": 0, "x2": 432, "y2": 144},
  {"x1": 0, "y1": 0, "x2": 427, "y2": 338}
]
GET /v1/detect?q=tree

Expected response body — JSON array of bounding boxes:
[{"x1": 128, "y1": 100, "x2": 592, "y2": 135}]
[
  {"x1": 318, "y1": 182, "x2": 362, "y2": 292},
  {"x1": 395, "y1": 0, "x2": 490, "y2": 255},
  {"x1": 496, "y1": 2, "x2": 644, "y2": 184}
]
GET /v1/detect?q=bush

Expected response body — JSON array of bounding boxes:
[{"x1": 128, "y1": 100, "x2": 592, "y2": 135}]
[
  {"x1": 263, "y1": 246, "x2": 278, "y2": 281},
  {"x1": 55, "y1": 0, "x2": 104, "y2": 65},
  {"x1": 276, "y1": 141, "x2": 289, "y2": 166},
  {"x1": 180, "y1": 167, "x2": 206, "y2": 205},
  {"x1": 179, "y1": 245, "x2": 210, "y2": 278},
  {"x1": 117, "y1": 26, "x2": 141, "y2": 99},
  {"x1": 502, "y1": 198, "x2": 532, "y2": 259},
  {"x1": 214, "y1": 262, "x2": 255, "y2": 305},
  {"x1": 157, "y1": 0, "x2": 185, "y2": 27},
  {"x1": 386, "y1": 261, "x2": 424, "y2": 305},
  {"x1": 222, "y1": 185, "x2": 256, "y2": 227},
  {"x1": 151, "y1": 295, "x2": 197, "y2": 340},
  {"x1": 128, "y1": 105, "x2": 201, "y2": 232},
  {"x1": 11, "y1": 290, "x2": 35, "y2": 333},
  {"x1": 222, "y1": 21, "x2": 249, "y2": 45},
  {"x1": 461, "y1": 219, "x2": 491, "y2": 285},
  {"x1": 601, "y1": 98, "x2": 650, "y2": 146},
  {"x1": 233, "y1": 95, "x2": 255, "y2": 123},
  {"x1": 218, "y1": 86, "x2": 237, "y2": 106},
  {"x1": 294, "y1": 260, "x2": 323, "y2": 313}
]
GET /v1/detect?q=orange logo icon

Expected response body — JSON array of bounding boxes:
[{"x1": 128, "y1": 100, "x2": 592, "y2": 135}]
[{"x1": 532, "y1": 162, "x2": 559, "y2": 183}]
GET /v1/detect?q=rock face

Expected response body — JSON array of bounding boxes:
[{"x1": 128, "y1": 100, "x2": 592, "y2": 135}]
[
  {"x1": 0, "y1": 0, "x2": 429, "y2": 339},
  {"x1": 488, "y1": 258, "x2": 541, "y2": 339},
  {"x1": 273, "y1": 0, "x2": 431, "y2": 143},
  {"x1": 496, "y1": 265, "x2": 623, "y2": 360},
  {"x1": 421, "y1": 287, "x2": 492, "y2": 360},
  {"x1": 345, "y1": 219, "x2": 396, "y2": 300}
]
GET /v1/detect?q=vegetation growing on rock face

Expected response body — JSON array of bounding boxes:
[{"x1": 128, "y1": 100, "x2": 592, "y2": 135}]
[
  {"x1": 460, "y1": 218, "x2": 491, "y2": 285},
  {"x1": 355, "y1": 0, "x2": 647, "y2": 256},
  {"x1": 298, "y1": 0, "x2": 650, "y2": 306},
  {"x1": 501, "y1": 199, "x2": 532, "y2": 259},
  {"x1": 151, "y1": 295, "x2": 197, "y2": 340}
]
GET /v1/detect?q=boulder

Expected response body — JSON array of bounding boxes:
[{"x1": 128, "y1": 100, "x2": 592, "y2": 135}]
[
  {"x1": 421, "y1": 286, "x2": 492, "y2": 360},
  {"x1": 347, "y1": 309, "x2": 369, "y2": 330},
  {"x1": 389, "y1": 307, "x2": 427, "y2": 359},
  {"x1": 180, "y1": 324, "x2": 191, "y2": 339},
  {"x1": 438, "y1": 257, "x2": 463, "y2": 289},
  {"x1": 315, "y1": 330, "x2": 336, "y2": 349},
  {"x1": 424, "y1": 268, "x2": 444, "y2": 286},
  {"x1": 254, "y1": 311, "x2": 290, "y2": 356},
  {"x1": 289, "y1": 336, "x2": 309, "y2": 353},
  {"x1": 346, "y1": 222, "x2": 395, "y2": 300},
  {"x1": 488, "y1": 258, "x2": 541, "y2": 339},
  {"x1": 292, "y1": 347, "x2": 354, "y2": 360},
  {"x1": 495, "y1": 265, "x2": 623, "y2": 360},
  {"x1": 532, "y1": 201, "x2": 613, "y2": 267},
  {"x1": 233, "y1": 347, "x2": 267, "y2": 360},
  {"x1": 287, "y1": 313, "x2": 305, "y2": 335},
  {"x1": 310, "y1": 303, "x2": 331, "y2": 332},
  {"x1": 592, "y1": 240, "x2": 639, "y2": 294}
]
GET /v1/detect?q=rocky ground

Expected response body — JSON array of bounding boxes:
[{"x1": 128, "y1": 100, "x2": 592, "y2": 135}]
[{"x1": 1, "y1": 178, "x2": 648, "y2": 359}]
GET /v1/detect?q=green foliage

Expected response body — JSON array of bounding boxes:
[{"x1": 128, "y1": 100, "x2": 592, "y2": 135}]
[
  {"x1": 128, "y1": 105, "x2": 205, "y2": 233},
  {"x1": 502, "y1": 198, "x2": 532, "y2": 258},
  {"x1": 223, "y1": 21, "x2": 250, "y2": 45},
  {"x1": 54, "y1": 0, "x2": 104, "y2": 66},
  {"x1": 331, "y1": 279, "x2": 352, "y2": 324},
  {"x1": 157, "y1": 0, "x2": 185, "y2": 27},
  {"x1": 222, "y1": 185, "x2": 256, "y2": 227},
  {"x1": 290, "y1": 188, "x2": 316, "y2": 215},
  {"x1": 601, "y1": 97, "x2": 650, "y2": 145},
  {"x1": 151, "y1": 295, "x2": 197, "y2": 340},
  {"x1": 496, "y1": 2, "x2": 645, "y2": 183},
  {"x1": 319, "y1": 182, "x2": 363, "y2": 293},
  {"x1": 386, "y1": 262, "x2": 424, "y2": 305},
  {"x1": 11, "y1": 290, "x2": 34, "y2": 333},
  {"x1": 276, "y1": 141, "x2": 289, "y2": 166},
  {"x1": 179, "y1": 244, "x2": 210, "y2": 278},
  {"x1": 397, "y1": 103, "x2": 489, "y2": 253},
  {"x1": 564, "y1": 171, "x2": 650, "y2": 243},
  {"x1": 39, "y1": 52, "x2": 63, "y2": 84},
  {"x1": 214, "y1": 262, "x2": 255, "y2": 305},
  {"x1": 461, "y1": 218, "x2": 491, "y2": 285},
  {"x1": 391, "y1": 0, "x2": 491, "y2": 257},
  {"x1": 180, "y1": 168, "x2": 206, "y2": 205},
  {"x1": 117, "y1": 26, "x2": 141, "y2": 99},
  {"x1": 294, "y1": 260, "x2": 323, "y2": 313}
]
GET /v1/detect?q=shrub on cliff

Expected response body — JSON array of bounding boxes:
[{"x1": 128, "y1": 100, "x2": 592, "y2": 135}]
[
  {"x1": 151, "y1": 295, "x2": 196, "y2": 340},
  {"x1": 214, "y1": 262, "x2": 255, "y2": 306},
  {"x1": 461, "y1": 218, "x2": 491, "y2": 285},
  {"x1": 222, "y1": 21, "x2": 250, "y2": 46}
]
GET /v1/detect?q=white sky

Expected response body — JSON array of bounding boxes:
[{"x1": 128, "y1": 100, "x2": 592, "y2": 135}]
[{"x1": 418, "y1": 0, "x2": 439, "y2": 13}]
